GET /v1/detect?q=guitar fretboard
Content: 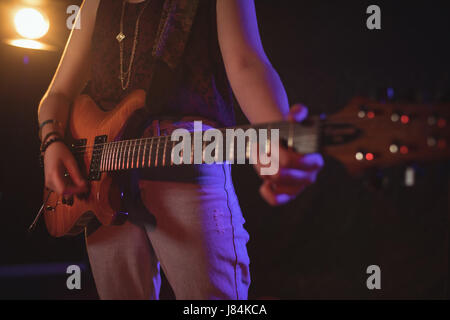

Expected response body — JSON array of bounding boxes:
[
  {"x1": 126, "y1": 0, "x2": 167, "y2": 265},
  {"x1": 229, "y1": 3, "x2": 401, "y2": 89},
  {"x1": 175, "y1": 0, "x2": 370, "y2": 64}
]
[{"x1": 94, "y1": 121, "x2": 320, "y2": 173}]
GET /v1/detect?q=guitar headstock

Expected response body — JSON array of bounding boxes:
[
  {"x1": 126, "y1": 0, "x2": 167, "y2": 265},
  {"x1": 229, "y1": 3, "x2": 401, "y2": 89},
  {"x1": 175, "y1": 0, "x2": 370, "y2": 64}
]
[{"x1": 322, "y1": 97, "x2": 450, "y2": 175}]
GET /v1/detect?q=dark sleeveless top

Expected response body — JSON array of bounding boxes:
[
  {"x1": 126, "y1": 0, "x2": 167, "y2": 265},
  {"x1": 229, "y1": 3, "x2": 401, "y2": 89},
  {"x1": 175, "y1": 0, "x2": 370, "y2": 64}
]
[{"x1": 83, "y1": 0, "x2": 236, "y2": 127}]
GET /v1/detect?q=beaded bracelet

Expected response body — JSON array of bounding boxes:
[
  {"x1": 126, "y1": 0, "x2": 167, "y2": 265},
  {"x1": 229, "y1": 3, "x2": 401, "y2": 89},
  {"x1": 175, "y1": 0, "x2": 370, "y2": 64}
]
[
  {"x1": 40, "y1": 136, "x2": 65, "y2": 154},
  {"x1": 41, "y1": 131, "x2": 62, "y2": 147}
]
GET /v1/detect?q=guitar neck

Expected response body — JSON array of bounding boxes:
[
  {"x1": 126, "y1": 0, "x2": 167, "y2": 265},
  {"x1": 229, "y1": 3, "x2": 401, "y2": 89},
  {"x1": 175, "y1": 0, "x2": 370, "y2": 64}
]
[{"x1": 93, "y1": 120, "x2": 321, "y2": 173}]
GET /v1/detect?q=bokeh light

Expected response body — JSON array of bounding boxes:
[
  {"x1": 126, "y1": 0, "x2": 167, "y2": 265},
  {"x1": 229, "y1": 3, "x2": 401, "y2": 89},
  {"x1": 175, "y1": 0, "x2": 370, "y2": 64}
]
[{"x1": 14, "y1": 8, "x2": 49, "y2": 40}]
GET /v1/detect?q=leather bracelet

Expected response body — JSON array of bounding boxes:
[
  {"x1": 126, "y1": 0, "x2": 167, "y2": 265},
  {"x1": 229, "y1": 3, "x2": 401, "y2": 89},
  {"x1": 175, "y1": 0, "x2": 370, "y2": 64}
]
[
  {"x1": 41, "y1": 131, "x2": 62, "y2": 147},
  {"x1": 40, "y1": 137, "x2": 65, "y2": 154},
  {"x1": 39, "y1": 119, "x2": 62, "y2": 129}
]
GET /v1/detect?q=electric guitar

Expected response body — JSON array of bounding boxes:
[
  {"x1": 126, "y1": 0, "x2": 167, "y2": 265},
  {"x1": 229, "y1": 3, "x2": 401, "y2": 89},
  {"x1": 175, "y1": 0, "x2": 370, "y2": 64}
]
[{"x1": 36, "y1": 89, "x2": 449, "y2": 237}]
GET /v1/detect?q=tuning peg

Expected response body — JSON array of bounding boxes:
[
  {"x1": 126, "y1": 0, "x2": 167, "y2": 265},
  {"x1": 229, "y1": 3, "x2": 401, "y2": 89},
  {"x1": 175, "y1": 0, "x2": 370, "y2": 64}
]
[
  {"x1": 355, "y1": 151, "x2": 376, "y2": 161},
  {"x1": 389, "y1": 143, "x2": 410, "y2": 154},
  {"x1": 390, "y1": 111, "x2": 412, "y2": 124},
  {"x1": 357, "y1": 105, "x2": 377, "y2": 119}
]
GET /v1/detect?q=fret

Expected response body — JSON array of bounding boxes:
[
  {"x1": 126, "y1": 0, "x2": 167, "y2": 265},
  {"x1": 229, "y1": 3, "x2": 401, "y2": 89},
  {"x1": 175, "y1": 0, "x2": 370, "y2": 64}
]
[
  {"x1": 162, "y1": 136, "x2": 168, "y2": 166},
  {"x1": 136, "y1": 138, "x2": 142, "y2": 169},
  {"x1": 126, "y1": 140, "x2": 131, "y2": 169},
  {"x1": 135, "y1": 139, "x2": 140, "y2": 168},
  {"x1": 129, "y1": 140, "x2": 134, "y2": 169},
  {"x1": 109, "y1": 142, "x2": 113, "y2": 171},
  {"x1": 116, "y1": 141, "x2": 124, "y2": 170},
  {"x1": 113, "y1": 142, "x2": 117, "y2": 171},
  {"x1": 121, "y1": 141, "x2": 127, "y2": 170},
  {"x1": 105, "y1": 142, "x2": 111, "y2": 171},
  {"x1": 109, "y1": 143, "x2": 114, "y2": 171},
  {"x1": 147, "y1": 137, "x2": 154, "y2": 168},
  {"x1": 154, "y1": 136, "x2": 161, "y2": 167},
  {"x1": 122, "y1": 141, "x2": 127, "y2": 170},
  {"x1": 115, "y1": 142, "x2": 121, "y2": 171},
  {"x1": 133, "y1": 140, "x2": 138, "y2": 169},
  {"x1": 110, "y1": 142, "x2": 116, "y2": 171},
  {"x1": 141, "y1": 138, "x2": 147, "y2": 168},
  {"x1": 110, "y1": 142, "x2": 115, "y2": 171},
  {"x1": 126, "y1": 140, "x2": 132, "y2": 169},
  {"x1": 128, "y1": 140, "x2": 133, "y2": 169}
]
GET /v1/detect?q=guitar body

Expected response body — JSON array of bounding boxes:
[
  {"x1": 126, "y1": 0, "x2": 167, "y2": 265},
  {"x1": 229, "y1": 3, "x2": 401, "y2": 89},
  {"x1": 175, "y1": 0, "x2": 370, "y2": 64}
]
[{"x1": 44, "y1": 90, "x2": 147, "y2": 237}]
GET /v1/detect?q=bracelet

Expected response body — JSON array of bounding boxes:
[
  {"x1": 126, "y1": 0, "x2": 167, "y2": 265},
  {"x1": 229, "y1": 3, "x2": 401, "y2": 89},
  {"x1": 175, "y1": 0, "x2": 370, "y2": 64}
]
[
  {"x1": 41, "y1": 131, "x2": 62, "y2": 147},
  {"x1": 40, "y1": 137, "x2": 65, "y2": 154},
  {"x1": 38, "y1": 120, "x2": 63, "y2": 140},
  {"x1": 39, "y1": 119, "x2": 62, "y2": 130}
]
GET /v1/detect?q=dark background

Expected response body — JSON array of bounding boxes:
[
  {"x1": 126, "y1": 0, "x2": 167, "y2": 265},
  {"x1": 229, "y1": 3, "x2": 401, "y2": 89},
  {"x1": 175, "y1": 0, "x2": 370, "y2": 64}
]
[{"x1": 0, "y1": 0, "x2": 449, "y2": 299}]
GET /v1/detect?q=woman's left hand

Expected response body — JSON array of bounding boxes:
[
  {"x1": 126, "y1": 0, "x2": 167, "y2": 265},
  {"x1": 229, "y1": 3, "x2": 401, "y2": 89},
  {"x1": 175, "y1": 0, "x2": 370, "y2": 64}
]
[{"x1": 256, "y1": 104, "x2": 324, "y2": 206}]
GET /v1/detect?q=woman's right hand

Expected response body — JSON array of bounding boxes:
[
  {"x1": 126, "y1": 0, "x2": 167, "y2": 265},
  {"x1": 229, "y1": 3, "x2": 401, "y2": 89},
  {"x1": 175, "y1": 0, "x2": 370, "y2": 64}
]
[{"x1": 43, "y1": 141, "x2": 88, "y2": 196}]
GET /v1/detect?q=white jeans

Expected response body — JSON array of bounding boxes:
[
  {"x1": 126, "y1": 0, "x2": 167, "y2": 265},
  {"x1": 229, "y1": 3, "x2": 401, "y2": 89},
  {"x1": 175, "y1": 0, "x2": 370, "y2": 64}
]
[{"x1": 85, "y1": 163, "x2": 250, "y2": 300}]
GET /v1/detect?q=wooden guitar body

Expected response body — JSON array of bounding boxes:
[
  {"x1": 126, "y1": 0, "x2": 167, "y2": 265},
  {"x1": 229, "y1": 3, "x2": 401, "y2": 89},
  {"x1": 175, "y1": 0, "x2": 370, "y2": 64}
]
[{"x1": 44, "y1": 90, "x2": 147, "y2": 237}]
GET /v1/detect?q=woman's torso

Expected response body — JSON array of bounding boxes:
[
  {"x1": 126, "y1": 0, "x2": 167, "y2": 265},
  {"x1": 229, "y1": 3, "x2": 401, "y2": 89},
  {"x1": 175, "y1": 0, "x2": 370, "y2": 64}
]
[{"x1": 83, "y1": 0, "x2": 236, "y2": 127}]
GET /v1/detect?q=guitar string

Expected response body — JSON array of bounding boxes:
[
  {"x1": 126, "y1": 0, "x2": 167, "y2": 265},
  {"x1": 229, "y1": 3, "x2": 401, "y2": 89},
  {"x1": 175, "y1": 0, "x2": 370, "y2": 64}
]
[
  {"x1": 64, "y1": 121, "x2": 316, "y2": 150},
  {"x1": 67, "y1": 128, "x2": 319, "y2": 151},
  {"x1": 68, "y1": 136, "x2": 319, "y2": 155}
]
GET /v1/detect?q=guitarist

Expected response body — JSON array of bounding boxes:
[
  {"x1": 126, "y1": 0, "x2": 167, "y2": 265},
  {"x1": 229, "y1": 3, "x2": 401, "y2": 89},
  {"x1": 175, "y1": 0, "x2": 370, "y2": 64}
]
[{"x1": 37, "y1": 0, "x2": 323, "y2": 299}]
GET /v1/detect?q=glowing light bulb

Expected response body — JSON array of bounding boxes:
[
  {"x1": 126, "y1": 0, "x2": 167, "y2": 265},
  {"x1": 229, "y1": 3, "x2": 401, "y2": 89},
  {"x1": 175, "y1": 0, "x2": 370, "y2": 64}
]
[{"x1": 14, "y1": 8, "x2": 49, "y2": 40}]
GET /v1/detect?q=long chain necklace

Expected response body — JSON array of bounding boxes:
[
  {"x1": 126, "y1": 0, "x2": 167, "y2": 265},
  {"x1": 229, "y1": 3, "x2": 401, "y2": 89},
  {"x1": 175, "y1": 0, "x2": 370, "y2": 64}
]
[{"x1": 117, "y1": 0, "x2": 150, "y2": 90}]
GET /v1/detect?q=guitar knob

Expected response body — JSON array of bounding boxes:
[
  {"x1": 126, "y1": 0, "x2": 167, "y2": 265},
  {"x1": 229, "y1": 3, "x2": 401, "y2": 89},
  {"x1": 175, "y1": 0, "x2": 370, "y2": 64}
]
[{"x1": 46, "y1": 206, "x2": 55, "y2": 212}]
